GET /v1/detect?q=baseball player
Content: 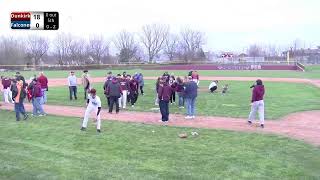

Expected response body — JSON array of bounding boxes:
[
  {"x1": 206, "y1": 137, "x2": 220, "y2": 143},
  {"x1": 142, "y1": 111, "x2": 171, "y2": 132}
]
[
  {"x1": 1, "y1": 76, "x2": 14, "y2": 104},
  {"x1": 191, "y1": 71, "x2": 200, "y2": 85},
  {"x1": 248, "y1": 79, "x2": 265, "y2": 128},
  {"x1": 81, "y1": 88, "x2": 102, "y2": 133}
]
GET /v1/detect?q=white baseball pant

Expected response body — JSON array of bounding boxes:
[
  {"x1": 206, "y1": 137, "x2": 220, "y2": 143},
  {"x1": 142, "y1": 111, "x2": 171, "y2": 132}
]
[
  {"x1": 3, "y1": 87, "x2": 13, "y2": 103},
  {"x1": 118, "y1": 90, "x2": 127, "y2": 108},
  {"x1": 82, "y1": 105, "x2": 101, "y2": 130},
  {"x1": 155, "y1": 93, "x2": 159, "y2": 105},
  {"x1": 248, "y1": 100, "x2": 265, "y2": 125}
]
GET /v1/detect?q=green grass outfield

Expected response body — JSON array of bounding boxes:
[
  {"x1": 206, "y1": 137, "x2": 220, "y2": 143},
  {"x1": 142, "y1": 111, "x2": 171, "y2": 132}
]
[
  {"x1": 44, "y1": 80, "x2": 320, "y2": 119},
  {"x1": 305, "y1": 64, "x2": 320, "y2": 71},
  {"x1": 1, "y1": 66, "x2": 320, "y2": 79},
  {"x1": 0, "y1": 110, "x2": 319, "y2": 179}
]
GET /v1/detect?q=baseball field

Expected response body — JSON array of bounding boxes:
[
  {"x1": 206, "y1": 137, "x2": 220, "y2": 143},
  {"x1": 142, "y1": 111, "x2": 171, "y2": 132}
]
[{"x1": 1, "y1": 67, "x2": 320, "y2": 179}]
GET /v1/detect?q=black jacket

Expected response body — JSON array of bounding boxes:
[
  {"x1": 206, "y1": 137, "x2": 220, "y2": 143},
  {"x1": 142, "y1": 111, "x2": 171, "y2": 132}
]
[
  {"x1": 184, "y1": 81, "x2": 198, "y2": 99},
  {"x1": 106, "y1": 80, "x2": 122, "y2": 97},
  {"x1": 11, "y1": 83, "x2": 26, "y2": 101},
  {"x1": 16, "y1": 75, "x2": 27, "y2": 88},
  {"x1": 103, "y1": 79, "x2": 112, "y2": 95}
]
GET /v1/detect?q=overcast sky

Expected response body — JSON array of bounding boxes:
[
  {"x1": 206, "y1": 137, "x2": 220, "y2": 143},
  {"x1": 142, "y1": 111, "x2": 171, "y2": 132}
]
[{"x1": 1, "y1": 0, "x2": 320, "y2": 52}]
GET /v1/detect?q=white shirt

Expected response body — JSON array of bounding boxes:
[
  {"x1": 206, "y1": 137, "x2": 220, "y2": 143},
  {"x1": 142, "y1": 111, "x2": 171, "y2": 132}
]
[
  {"x1": 209, "y1": 82, "x2": 217, "y2": 89},
  {"x1": 68, "y1": 75, "x2": 77, "y2": 86},
  {"x1": 88, "y1": 94, "x2": 101, "y2": 107}
]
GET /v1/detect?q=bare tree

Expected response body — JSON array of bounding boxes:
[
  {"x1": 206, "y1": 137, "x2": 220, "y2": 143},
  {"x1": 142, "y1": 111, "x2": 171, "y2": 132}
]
[
  {"x1": 87, "y1": 35, "x2": 109, "y2": 64},
  {"x1": 164, "y1": 34, "x2": 179, "y2": 61},
  {"x1": 247, "y1": 44, "x2": 264, "y2": 57},
  {"x1": 265, "y1": 44, "x2": 279, "y2": 57},
  {"x1": 113, "y1": 30, "x2": 138, "y2": 63},
  {"x1": 27, "y1": 35, "x2": 49, "y2": 67},
  {"x1": 247, "y1": 44, "x2": 266, "y2": 64},
  {"x1": 53, "y1": 33, "x2": 73, "y2": 65},
  {"x1": 0, "y1": 36, "x2": 27, "y2": 66},
  {"x1": 179, "y1": 27, "x2": 206, "y2": 62},
  {"x1": 69, "y1": 37, "x2": 87, "y2": 65},
  {"x1": 133, "y1": 45, "x2": 145, "y2": 62},
  {"x1": 292, "y1": 38, "x2": 303, "y2": 51},
  {"x1": 140, "y1": 24, "x2": 169, "y2": 63}
]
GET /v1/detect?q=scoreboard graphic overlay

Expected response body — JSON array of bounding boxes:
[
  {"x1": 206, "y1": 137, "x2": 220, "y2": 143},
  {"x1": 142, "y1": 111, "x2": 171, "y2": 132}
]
[{"x1": 11, "y1": 12, "x2": 59, "y2": 30}]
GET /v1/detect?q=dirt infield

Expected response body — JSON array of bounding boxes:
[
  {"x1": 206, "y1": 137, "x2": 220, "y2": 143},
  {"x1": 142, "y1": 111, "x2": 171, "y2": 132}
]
[
  {"x1": 47, "y1": 76, "x2": 320, "y2": 88},
  {"x1": 1, "y1": 103, "x2": 320, "y2": 146}
]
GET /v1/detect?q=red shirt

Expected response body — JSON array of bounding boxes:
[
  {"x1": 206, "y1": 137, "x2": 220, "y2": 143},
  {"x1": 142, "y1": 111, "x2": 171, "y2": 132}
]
[
  {"x1": 119, "y1": 78, "x2": 130, "y2": 91},
  {"x1": 37, "y1": 75, "x2": 48, "y2": 89},
  {"x1": 251, "y1": 85, "x2": 265, "y2": 102},
  {"x1": 129, "y1": 79, "x2": 139, "y2": 92},
  {"x1": 33, "y1": 82, "x2": 43, "y2": 98},
  {"x1": 158, "y1": 83, "x2": 173, "y2": 101},
  {"x1": 2, "y1": 78, "x2": 11, "y2": 89}
]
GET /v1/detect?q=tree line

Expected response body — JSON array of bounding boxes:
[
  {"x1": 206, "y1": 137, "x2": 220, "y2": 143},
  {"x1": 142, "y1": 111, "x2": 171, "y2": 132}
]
[{"x1": 0, "y1": 24, "x2": 207, "y2": 66}]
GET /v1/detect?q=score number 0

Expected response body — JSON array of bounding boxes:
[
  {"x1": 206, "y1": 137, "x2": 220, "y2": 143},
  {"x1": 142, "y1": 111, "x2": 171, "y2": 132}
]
[{"x1": 30, "y1": 12, "x2": 44, "y2": 30}]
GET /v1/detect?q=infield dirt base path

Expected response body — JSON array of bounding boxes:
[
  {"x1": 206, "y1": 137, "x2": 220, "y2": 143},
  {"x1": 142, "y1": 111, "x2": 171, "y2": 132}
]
[
  {"x1": 48, "y1": 76, "x2": 320, "y2": 88},
  {"x1": 1, "y1": 103, "x2": 320, "y2": 146}
]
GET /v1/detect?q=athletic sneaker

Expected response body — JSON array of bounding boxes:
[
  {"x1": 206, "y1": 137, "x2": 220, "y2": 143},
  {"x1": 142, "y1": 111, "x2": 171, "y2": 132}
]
[
  {"x1": 23, "y1": 114, "x2": 28, "y2": 120},
  {"x1": 97, "y1": 129, "x2": 101, "y2": 133},
  {"x1": 191, "y1": 116, "x2": 195, "y2": 119},
  {"x1": 260, "y1": 124, "x2": 264, "y2": 128},
  {"x1": 131, "y1": 105, "x2": 134, "y2": 108},
  {"x1": 161, "y1": 121, "x2": 168, "y2": 126},
  {"x1": 80, "y1": 127, "x2": 86, "y2": 131},
  {"x1": 179, "y1": 106, "x2": 185, "y2": 109},
  {"x1": 185, "y1": 116, "x2": 192, "y2": 119}
]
